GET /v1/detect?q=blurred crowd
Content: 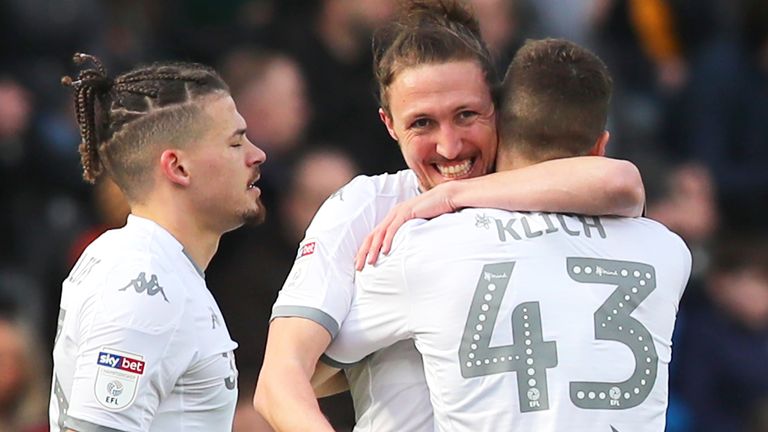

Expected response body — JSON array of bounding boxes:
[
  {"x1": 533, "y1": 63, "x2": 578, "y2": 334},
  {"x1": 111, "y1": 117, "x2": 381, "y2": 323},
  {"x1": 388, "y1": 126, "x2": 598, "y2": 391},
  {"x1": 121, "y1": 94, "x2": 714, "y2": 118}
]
[{"x1": 0, "y1": 0, "x2": 766, "y2": 431}]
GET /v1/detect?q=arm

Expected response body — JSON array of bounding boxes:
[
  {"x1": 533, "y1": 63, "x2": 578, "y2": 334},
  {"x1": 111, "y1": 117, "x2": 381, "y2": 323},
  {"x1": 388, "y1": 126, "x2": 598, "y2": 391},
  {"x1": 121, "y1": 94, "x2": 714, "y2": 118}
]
[
  {"x1": 443, "y1": 156, "x2": 644, "y2": 217},
  {"x1": 356, "y1": 156, "x2": 645, "y2": 268},
  {"x1": 254, "y1": 318, "x2": 335, "y2": 432}
]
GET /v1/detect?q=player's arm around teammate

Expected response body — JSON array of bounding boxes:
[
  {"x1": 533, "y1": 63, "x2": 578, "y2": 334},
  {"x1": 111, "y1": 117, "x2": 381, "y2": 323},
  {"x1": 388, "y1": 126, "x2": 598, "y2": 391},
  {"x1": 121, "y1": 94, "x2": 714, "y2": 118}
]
[
  {"x1": 254, "y1": 1, "x2": 647, "y2": 431},
  {"x1": 357, "y1": 153, "x2": 644, "y2": 268}
]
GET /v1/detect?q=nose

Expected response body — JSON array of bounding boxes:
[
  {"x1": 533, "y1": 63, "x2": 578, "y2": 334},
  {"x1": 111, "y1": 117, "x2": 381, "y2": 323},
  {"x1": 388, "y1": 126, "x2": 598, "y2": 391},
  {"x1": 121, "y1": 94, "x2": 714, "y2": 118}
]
[
  {"x1": 247, "y1": 141, "x2": 267, "y2": 166},
  {"x1": 435, "y1": 125, "x2": 462, "y2": 160}
]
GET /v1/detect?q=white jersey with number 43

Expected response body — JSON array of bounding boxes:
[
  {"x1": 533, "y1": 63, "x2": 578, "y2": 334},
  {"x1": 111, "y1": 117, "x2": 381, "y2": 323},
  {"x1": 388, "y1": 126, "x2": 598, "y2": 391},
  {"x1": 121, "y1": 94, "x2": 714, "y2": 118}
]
[{"x1": 326, "y1": 208, "x2": 691, "y2": 432}]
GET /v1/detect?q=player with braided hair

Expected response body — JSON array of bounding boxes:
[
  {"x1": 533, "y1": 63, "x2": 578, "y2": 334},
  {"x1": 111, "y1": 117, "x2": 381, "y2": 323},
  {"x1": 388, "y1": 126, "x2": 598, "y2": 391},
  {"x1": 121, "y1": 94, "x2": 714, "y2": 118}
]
[
  {"x1": 51, "y1": 54, "x2": 266, "y2": 431},
  {"x1": 255, "y1": 1, "x2": 646, "y2": 431}
]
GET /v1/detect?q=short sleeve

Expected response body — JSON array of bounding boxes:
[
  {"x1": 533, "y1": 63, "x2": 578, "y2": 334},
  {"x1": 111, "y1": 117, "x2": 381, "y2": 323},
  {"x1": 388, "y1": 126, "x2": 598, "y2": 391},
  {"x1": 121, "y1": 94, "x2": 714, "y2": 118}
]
[
  {"x1": 272, "y1": 176, "x2": 380, "y2": 337},
  {"x1": 65, "y1": 261, "x2": 192, "y2": 432},
  {"x1": 324, "y1": 231, "x2": 413, "y2": 365}
]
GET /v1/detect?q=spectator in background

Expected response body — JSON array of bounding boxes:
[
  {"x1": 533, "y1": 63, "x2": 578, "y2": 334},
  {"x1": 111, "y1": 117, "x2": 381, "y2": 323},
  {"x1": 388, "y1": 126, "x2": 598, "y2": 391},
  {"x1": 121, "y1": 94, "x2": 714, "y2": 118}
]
[
  {"x1": 591, "y1": 0, "x2": 688, "y2": 160},
  {"x1": 67, "y1": 177, "x2": 130, "y2": 266},
  {"x1": 280, "y1": 148, "x2": 359, "y2": 244},
  {"x1": 221, "y1": 48, "x2": 311, "y2": 211},
  {"x1": 469, "y1": 0, "x2": 523, "y2": 75},
  {"x1": 277, "y1": 0, "x2": 402, "y2": 174},
  {"x1": 674, "y1": 234, "x2": 768, "y2": 432},
  {"x1": 682, "y1": 0, "x2": 768, "y2": 229},
  {"x1": 0, "y1": 309, "x2": 48, "y2": 432},
  {"x1": 643, "y1": 161, "x2": 720, "y2": 432},
  {"x1": 0, "y1": 78, "x2": 33, "y2": 264},
  {"x1": 645, "y1": 162, "x2": 718, "y2": 283}
]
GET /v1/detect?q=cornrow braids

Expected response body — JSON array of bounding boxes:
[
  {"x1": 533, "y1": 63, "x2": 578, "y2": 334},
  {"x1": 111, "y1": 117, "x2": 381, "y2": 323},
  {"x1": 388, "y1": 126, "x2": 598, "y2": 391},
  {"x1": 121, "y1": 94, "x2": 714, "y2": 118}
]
[
  {"x1": 62, "y1": 54, "x2": 229, "y2": 189},
  {"x1": 61, "y1": 53, "x2": 111, "y2": 183},
  {"x1": 373, "y1": 0, "x2": 498, "y2": 111}
]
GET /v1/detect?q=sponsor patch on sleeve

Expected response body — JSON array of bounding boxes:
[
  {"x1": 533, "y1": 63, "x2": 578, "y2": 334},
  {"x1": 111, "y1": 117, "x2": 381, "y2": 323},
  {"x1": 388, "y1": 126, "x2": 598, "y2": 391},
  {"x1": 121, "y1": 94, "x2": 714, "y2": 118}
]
[
  {"x1": 297, "y1": 240, "x2": 317, "y2": 260},
  {"x1": 284, "y1": 239, "x2": 317, "y2": 290},
  {"x1": 94, "y1": 348, "x2": 145, "y2": 411}
]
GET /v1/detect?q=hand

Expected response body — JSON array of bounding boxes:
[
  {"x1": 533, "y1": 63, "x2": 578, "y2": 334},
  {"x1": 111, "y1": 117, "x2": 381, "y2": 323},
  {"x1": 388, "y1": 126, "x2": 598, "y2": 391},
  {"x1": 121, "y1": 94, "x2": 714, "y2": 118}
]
[{"x1": 355, "y1": 184, "x2": 458, "y2": 270}]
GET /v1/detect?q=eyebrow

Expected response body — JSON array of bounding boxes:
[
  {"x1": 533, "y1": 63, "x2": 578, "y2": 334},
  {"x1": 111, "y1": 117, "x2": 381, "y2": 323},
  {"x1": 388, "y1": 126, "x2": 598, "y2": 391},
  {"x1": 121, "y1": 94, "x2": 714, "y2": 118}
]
[{"x1": 231, "y1": 128, "x2": 247, "y2": 139}]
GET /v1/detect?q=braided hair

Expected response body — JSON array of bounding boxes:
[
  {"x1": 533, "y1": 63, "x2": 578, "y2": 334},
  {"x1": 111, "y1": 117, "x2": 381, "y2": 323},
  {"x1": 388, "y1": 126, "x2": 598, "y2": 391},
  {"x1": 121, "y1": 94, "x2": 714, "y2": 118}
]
[
  {"x1": 61, "y1": 53, "x2": 229, "y2": 193},
  {"x1": 372, "y1": 0, "x2": 499, "y2": 112}
]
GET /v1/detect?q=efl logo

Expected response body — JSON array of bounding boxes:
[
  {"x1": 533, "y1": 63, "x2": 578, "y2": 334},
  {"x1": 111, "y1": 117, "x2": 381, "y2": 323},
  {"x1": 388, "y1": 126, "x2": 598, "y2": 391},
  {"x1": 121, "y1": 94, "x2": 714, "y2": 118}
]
[
  {"x1": 97, "y1": 352, "x2": 145, "y2": 375},
  {"x1": 299, "y1": 241, "x2": 316, "y2": 258}
]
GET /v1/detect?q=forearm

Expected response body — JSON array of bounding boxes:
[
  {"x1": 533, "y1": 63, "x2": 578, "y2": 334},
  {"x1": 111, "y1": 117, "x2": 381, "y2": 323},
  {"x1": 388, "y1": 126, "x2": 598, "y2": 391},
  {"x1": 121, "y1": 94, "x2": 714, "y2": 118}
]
[
  {"x1": 254, "y1": 362, "x2": 335, "y2": 431},
  {"x1": 254, "y1": 318, "x2": 335, "y2": 432},
  {"x1": 450, "y1": 157, "x2": 645, "y2": 217}
]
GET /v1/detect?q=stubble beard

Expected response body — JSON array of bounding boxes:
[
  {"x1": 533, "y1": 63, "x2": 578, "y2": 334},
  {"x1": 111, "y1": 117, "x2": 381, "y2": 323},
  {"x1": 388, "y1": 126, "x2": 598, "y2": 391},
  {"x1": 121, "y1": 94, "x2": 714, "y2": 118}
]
[{"x1": 242, "y1": 198, "x2": 267, "y2": 226}]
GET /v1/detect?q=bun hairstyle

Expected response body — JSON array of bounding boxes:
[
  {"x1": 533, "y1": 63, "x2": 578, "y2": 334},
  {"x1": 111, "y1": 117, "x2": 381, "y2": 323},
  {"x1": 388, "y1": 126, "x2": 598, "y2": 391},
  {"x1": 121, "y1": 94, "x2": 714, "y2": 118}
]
[{"x1": 373, "y1": 0, "x2": 499, "y2": 112}]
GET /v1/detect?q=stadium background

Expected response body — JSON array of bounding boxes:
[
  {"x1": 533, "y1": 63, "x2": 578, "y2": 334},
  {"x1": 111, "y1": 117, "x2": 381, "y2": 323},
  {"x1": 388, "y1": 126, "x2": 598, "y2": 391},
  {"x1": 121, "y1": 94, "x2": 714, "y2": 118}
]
[{"x1": 0, "y1": 0, "x2": 766, "y2": 430}]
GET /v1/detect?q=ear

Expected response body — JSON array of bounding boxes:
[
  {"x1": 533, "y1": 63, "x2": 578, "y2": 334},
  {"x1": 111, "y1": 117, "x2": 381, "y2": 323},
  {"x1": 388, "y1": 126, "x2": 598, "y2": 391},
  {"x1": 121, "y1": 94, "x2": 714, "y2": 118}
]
[
  {"x1": 379, "y1": 108, "x2": 398, "y2": 141},
  {"x1": 589, "y1": 131, "x2": 610, "y2": 156},
  {"x1": 159, "y1": 149, "x2": 191, "y2": 187}
]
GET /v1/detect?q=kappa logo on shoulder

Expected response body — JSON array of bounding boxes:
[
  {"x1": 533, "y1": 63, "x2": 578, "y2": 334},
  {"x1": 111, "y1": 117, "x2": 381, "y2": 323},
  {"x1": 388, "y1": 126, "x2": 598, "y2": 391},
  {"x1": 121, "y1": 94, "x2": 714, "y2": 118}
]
[{"x1": 119, "y1": 272, "x2": 169, "y2": 302}]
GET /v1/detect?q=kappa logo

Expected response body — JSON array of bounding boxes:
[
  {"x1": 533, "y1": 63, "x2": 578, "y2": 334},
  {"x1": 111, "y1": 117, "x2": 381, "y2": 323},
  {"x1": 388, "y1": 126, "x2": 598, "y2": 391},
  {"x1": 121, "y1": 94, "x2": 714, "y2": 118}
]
[
  {"x1": 119, "y1": 272, "x2": 169, "y2": 302},
  {"x1": 329, "y1": 188, "x2": 345, "y2": 201}
]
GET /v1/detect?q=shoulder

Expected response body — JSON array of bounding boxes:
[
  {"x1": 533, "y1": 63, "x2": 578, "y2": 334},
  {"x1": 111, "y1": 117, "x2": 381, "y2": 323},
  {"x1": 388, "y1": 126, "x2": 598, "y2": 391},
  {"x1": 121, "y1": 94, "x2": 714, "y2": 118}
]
[
  {"x1": 393, "y1": 208, "x2": 500, "y2": 248},
  {"x1": 92, "y1": 243, "x2": 187, "y2": 334},
  {"x1": 328, "y1": 170, "x2": 418, "y2": 207},
  {"x1": 307, "y1": 170, "x2": 420, "y2": 233},
  {"x1": 601, "y1": 217, "x2": 692, "y2": 274},
  {"x1": 628, "y1": 217, "x2": 690, "y2": 252}
]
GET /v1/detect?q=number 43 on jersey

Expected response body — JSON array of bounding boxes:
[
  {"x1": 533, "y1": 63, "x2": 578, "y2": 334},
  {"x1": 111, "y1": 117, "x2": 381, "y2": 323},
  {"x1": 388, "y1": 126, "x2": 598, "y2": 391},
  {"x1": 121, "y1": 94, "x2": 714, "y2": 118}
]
[{"x1": 459, "y1": 259, "x2": 658, "y2": 413}]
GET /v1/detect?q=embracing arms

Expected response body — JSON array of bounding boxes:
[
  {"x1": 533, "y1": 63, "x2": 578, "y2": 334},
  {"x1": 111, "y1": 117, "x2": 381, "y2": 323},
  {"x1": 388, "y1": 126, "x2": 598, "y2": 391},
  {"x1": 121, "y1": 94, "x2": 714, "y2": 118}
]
[{"x1": 357, "y1": 156, "x2": 644, "y2": 268}]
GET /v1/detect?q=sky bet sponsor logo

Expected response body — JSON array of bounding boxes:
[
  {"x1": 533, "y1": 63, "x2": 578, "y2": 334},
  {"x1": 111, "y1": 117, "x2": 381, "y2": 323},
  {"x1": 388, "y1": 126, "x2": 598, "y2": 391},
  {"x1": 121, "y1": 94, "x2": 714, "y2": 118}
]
[{"x1": 97, "y1": 352, "x2": 145, "y2": 375}]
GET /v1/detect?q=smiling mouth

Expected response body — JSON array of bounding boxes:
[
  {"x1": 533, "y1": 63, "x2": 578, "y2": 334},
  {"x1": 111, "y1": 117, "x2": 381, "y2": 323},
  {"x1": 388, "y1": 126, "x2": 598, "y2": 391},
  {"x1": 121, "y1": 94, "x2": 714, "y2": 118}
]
[{"x1": 434, "y1": 159, "x2": 474, "y2": 178}]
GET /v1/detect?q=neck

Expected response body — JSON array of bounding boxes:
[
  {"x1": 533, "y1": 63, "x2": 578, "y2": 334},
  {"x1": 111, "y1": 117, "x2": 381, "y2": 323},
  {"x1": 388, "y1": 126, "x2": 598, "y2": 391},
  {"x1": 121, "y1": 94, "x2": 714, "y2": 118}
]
[
  {"x1": 131, "y1": 203, "x2": 220, "y2": 272},
  {"x1": 496, "y1": 150, "x2": 538, "y2": 171}
]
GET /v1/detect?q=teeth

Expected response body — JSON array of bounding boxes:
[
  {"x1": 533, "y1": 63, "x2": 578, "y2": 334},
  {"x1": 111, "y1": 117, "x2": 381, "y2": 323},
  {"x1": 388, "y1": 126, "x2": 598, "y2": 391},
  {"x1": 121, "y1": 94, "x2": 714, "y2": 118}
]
[{"x1": 436, "y1": 159, "x2": 472, "y2": 178}]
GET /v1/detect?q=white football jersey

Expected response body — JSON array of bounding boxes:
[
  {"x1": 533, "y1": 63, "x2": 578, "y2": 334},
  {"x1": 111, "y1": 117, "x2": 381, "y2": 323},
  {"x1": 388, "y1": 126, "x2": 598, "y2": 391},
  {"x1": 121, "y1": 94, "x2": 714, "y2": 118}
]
[
  {"x1": 272, "y1": 169, "x2": 434, "y2": 432},
  {"x1": 50, "y1": 215, "x2": 239, "y2": 432},
  {"x1": 326, "y1": 209, "x2": 691, "y2": 432}
]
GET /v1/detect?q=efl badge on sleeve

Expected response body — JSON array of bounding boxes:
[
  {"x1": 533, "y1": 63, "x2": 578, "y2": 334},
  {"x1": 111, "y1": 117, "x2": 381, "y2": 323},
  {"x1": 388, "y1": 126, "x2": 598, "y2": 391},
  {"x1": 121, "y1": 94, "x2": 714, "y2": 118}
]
[{"x1": 94, "y1": 348, "x2": 145, "y2": 411}]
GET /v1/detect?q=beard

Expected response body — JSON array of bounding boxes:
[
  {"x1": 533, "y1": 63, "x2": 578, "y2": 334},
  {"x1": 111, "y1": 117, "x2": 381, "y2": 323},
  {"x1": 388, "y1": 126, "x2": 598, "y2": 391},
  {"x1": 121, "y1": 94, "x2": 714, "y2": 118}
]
[{"x1": 241, "y1": 197, "x2": 267, "y2": 226}]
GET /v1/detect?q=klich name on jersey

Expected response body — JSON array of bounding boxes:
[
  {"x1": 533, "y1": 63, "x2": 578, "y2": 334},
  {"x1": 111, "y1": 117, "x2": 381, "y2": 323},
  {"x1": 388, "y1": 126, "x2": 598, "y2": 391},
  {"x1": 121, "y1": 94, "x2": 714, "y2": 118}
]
[{"x1": 492, "y1": 213, "x2": 607, "y2": 242}]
